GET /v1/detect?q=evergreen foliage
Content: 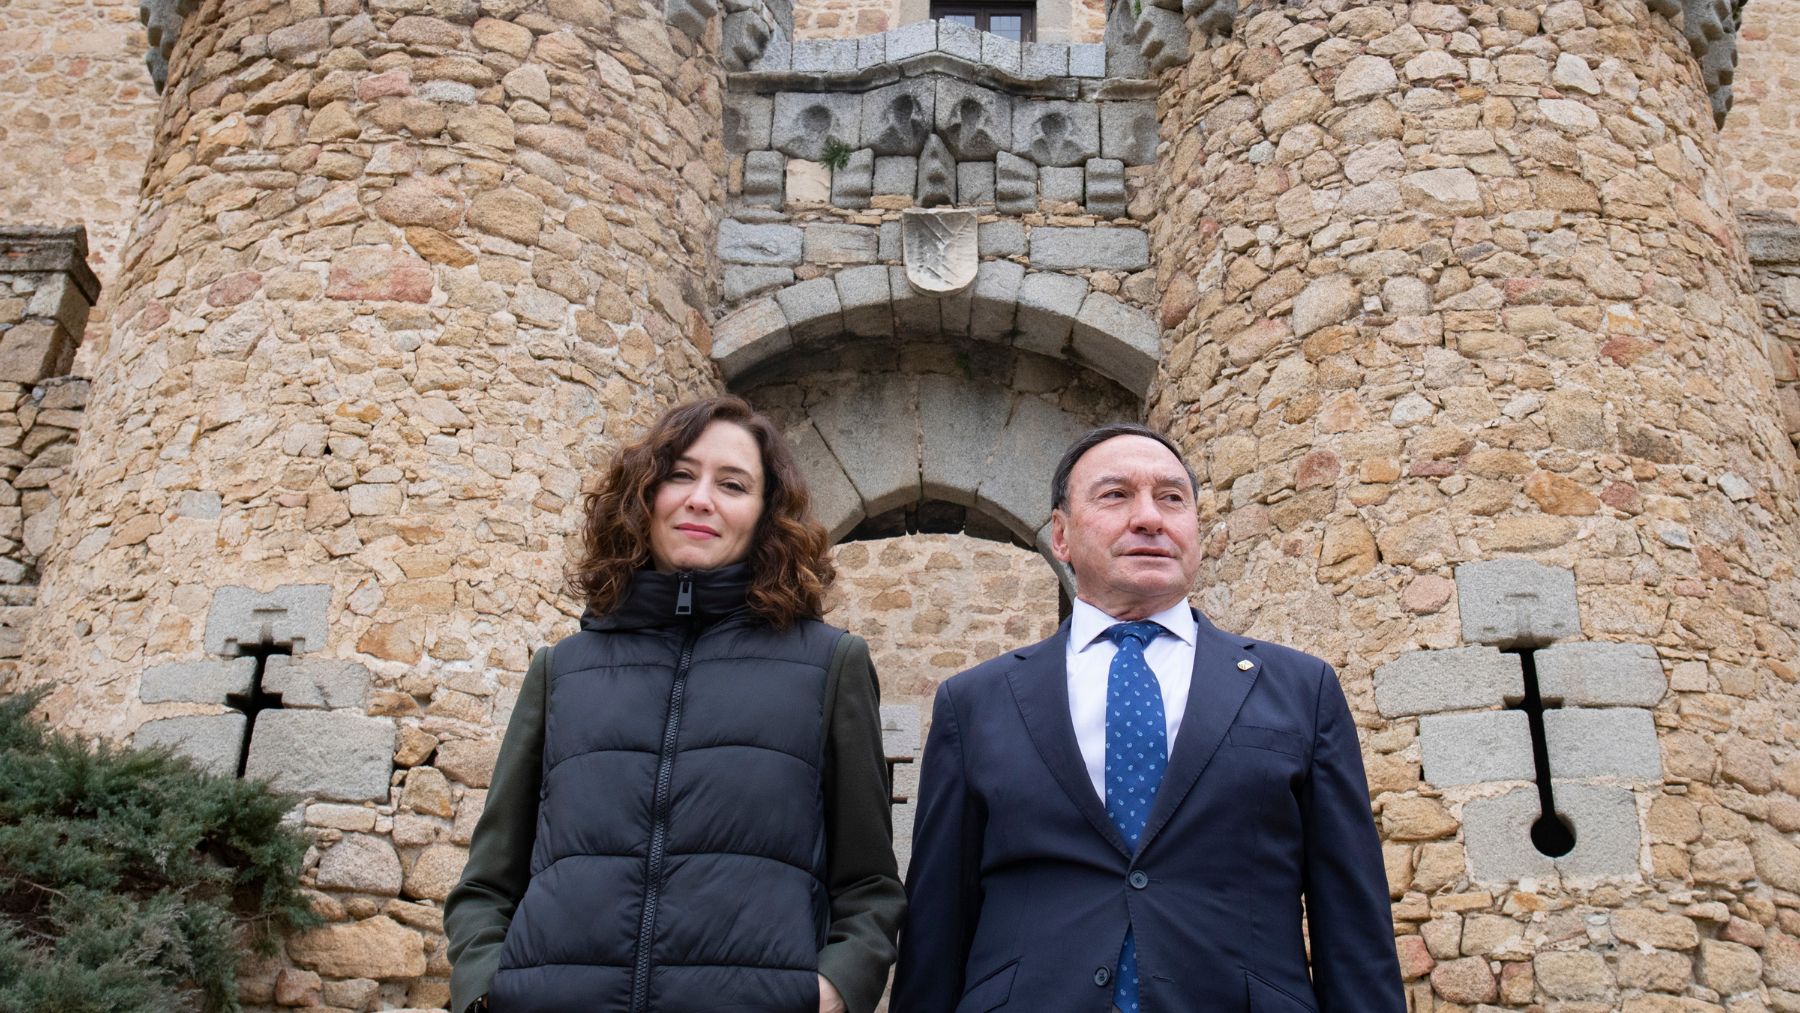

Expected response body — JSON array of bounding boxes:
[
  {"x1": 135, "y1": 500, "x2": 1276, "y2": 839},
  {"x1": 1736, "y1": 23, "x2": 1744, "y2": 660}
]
[{"x1": 0, "y1": 692, "x2": 319, "y2": 1013}]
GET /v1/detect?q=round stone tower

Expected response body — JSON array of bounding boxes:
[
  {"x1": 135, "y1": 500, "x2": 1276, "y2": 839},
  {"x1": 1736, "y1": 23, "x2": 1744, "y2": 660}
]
[
  {"x1": 1148, "y1": 0, "x2": 1800, "y2": 1002},
  {"x1": 24, "y1": 0, "x2": 743, "y2": 1002}
]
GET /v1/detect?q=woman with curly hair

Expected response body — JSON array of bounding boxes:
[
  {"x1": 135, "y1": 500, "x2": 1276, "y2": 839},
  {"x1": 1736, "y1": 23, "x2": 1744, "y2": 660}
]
[{"x1": 446, "y1": 396, "x2": 904, "y2": 1013}]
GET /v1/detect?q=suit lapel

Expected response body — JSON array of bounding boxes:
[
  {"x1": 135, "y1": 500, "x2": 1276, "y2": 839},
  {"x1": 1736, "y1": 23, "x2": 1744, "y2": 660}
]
[
  {"x1": 1137, "y1": 610, "x2": 1259, "y2": 854},
  {"x1": 1004, "y1": 622, "x2": 1130, "y2": 859}
]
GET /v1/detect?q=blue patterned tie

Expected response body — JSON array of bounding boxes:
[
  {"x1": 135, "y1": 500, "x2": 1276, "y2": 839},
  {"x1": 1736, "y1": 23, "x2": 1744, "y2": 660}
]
[{"x1": 1103, "y1": 620, "x2": 1168, "y2": 1013}]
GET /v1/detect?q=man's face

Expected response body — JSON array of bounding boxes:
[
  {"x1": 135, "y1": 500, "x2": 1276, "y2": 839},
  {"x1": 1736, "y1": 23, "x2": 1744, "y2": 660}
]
[{"x1": 1051, "y1": 435, "x2": 1201, "y2": 620}]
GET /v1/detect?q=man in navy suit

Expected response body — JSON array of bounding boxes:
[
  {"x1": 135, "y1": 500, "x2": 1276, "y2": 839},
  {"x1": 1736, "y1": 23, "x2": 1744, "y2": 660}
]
[{"x1": 891, "y1": 424, "x2": 1403, "y2": 1013}]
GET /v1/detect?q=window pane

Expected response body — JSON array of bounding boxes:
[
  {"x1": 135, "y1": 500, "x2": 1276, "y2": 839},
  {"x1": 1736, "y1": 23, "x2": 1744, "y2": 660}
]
[
  {"x1": 941, "y1": 13, "x2": 977, "y2": 27},
  {"x1": 989, "y1": 15, "x2": 1022, "y2": 40}
]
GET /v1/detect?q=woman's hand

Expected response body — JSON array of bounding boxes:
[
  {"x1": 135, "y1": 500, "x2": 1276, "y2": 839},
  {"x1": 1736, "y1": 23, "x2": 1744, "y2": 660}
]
[{"x1": 818, "y1": 974, "x2": 847, "y2": 1013}]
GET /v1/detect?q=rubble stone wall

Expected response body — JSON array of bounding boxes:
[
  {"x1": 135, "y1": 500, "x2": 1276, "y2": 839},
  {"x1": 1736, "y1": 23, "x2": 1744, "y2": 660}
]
[
  {"x1": 1152, "y1": 0, "x2": 1800, "y2": 1006},
  {"x1": 0, "y1": 0, "x2": 160, "y2": 367},
  {"x1": 1719, "y1": 0, "x2": 1800, "y2": 222}
]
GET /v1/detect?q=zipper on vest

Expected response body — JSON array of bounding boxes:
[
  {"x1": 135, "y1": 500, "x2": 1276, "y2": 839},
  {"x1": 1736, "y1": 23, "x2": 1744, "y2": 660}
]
[{"x1": 628, "y1": 613, "x2": 699, "y2": 1013}]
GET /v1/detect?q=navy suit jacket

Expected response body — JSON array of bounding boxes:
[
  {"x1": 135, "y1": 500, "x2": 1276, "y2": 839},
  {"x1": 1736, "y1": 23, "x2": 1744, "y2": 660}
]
[{"x1": 890, "y1": 610, "x2": 1404, "y2": 1013}]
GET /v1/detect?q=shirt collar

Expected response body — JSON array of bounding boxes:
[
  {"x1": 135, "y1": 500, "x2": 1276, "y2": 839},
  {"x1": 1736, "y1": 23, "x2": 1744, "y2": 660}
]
[{"x1": 1070, "y1": 597, "x2": 1199, "y2": 653}]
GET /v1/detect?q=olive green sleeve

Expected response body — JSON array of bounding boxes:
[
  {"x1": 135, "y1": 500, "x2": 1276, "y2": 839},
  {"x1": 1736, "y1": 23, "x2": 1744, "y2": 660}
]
[
  {"x1": 445, "y1": 646, "x2": 550, "y2": 1013},
  {"x1": 817, "y1": 633, "x2": 908, "y2": 1013}
]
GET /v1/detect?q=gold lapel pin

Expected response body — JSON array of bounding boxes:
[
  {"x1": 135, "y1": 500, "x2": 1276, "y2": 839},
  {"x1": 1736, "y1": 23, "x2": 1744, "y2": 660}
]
[{"x1": 1237, "y1": 659, "x2": 1254, "y2": 671}]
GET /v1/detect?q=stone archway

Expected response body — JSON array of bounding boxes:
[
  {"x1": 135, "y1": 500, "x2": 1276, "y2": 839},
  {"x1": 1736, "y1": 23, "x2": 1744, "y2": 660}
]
[{"x1": 712, "y1": 264, "x2": 1163, "y2": 397}]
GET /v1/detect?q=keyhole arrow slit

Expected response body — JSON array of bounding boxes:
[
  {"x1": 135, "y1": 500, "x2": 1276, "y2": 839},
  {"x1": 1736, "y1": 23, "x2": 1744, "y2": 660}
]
[
  {"x1": 222, "y1": 640, "x2": 291, "y2": 779},
  {"x1": 1503, "y1": 644, "x2": 1576, "y2": 858}
]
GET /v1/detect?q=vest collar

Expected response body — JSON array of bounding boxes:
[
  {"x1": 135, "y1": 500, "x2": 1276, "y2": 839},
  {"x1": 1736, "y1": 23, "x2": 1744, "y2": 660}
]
[{"x1": 581, "y1": 562, "x2": 753, "y2": 632}]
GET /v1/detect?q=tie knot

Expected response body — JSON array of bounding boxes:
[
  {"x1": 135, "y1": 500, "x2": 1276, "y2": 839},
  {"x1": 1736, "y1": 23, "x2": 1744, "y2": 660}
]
[{"x1": 1103, "y1": 620, "x2": 1164, "y2": 649}]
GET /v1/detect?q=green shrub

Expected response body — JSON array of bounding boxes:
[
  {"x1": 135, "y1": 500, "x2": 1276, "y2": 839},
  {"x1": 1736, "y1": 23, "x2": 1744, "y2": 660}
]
[{"x1": 0, "y1": 692, "x2": 318, "y2": 1013}]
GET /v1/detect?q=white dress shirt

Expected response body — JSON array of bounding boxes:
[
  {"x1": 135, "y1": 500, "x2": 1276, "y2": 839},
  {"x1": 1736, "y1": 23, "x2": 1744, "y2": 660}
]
[{"x1": 1065, "y1": 597, "x2": 1200, "y2": 801}]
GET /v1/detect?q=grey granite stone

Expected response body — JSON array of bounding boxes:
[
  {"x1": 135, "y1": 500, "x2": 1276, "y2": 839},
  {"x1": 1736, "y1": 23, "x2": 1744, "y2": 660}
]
[
  {"x1": 1039, "y1": 166, "x2": 1085, "y2": 203},
  {"x1": 1543, "y1": 708, "x2": 1662, "y2": 780},
  {"x1": 977, "y1": 395, "x2": 1090, "y2": 538},
  {"x1": 741, "y1": 150, "x2": 786, "y2": 209},
  {"x1": 1022, "y1": 41, "x2": 1068, "y2": 78},
  {"x1": 1085, "y1": 157, "x2": 1127, "y2": 217},
  {"x1": 773, "y1": 276, "x2": 844, "y2": 342},
  {"x1": 1101, "y1": 100, "x2": 1158, "y2": 165},
  {"x1": 665, "y1": 0, "x2": 719, "y2": 41},
  {"x1": 1013, "y1": 270, "x2": 1087, "y2": 356},
  {"x1": 718, "y1": 219, "x2": 803, "y2": 265},
  {"x1": 315, "y1": 833, "x2": 403, "y2": 895},
  {"x1": 890, "y1": 265, "x2": 942, "y2": 336},
  {"x1": 970, "y1": 259, "x2": 1026, "y2": 341},
  {"x1": 261, "y1": 656, "x2": 373, "y2": 710},
  {"x1": 1533, "y1": 642, "x2": 1666, "y2": 708},
  {"x1": 1069, "y1": 42, "x2": 1107, "y2": 77},
  {"x1": 835, "y1": 264, "x2": 894, "y2": 339},
  {"x1": 244, "y1": 710, "x2": 395, "y2": 802},
  {"x1": 810, "y1": 372, "x2": 921, "y2": 516},
  {"x1": 751, "y1": 36, "x2": 790, "y2": 71},
  {"x1": 135, "y1": 714, "x2": 247, "y2": 777},
  {"x1": 1456, "y1": 558, "x2": 1580, "y2": 647},
  {"x1": 979, "y1": 220, "x2": 1026, "y2": 257},
  {"x1": 1374, "y1": 646, "x2": 1526, "y2": 717},
  {"x1": 1014, "y1": 100, "x2": 1101, "y2": 167},
  {"x1": 995, "y1": 151, "x2": 1038, "y2": 213},
  {"x1": 721, "y1": 11, "x2": 771, "y2": 70},
  {"x1": 723, "y1": 265, "x2": 794, "y2": 303},
  {"x1": 857, "y1": 32, "x2": 886, "y2": 69},
  {"x1": 831, "y1": 148, "x2": 874, "y2": 209},
  {"x1": 1420, "y1": 710, "x2": 1535, "y2": 786},
  {"x1": 1072, "y1": 290, "x2": 1159, "y2": 393},
  {"x1": 1464, "y1": 783, "x2": 1640, "y2": 882},
  {"x1": 791, "y1": 38, "x2": 857, "y2": 72},
  {"x1": 140, "y1": 658, "x2": 257, "y2": 705},
  {"x1": 919, "y1": 374, "x2": 1013, "y2": 507},
  {"x1": 1029, "y1": 226, "x2": 1149, "y2": 271},
  {"x1": 861, "y1": 80, "x2": 935, "y2": 156},
  {"x1": 937, "y1": 78, "x2": 1012, "y2": 161},
  {"x1": 886, "y1": 21, "x2": 936, "y2": 61},
  {"x1": 789, "y1": 421, "x2": 862, "y2": 540},
  {"x1": 957, "y1": 161, "x2": 996, "y2": 206},
  {"x1": 878, "y1": 221, "x2": 903, "y2": 261},
  {"x1": 981, "y1": 32, "x2": 1022, "y2": 75},
  {"x1": 873, "y1": 155, "x2": 917, "y2": 196},
  {"x1": 917, "y1": 133, "x2": 957, "y2": 207},
  {"x1": 1132, "y1": 4, "x2": 1189, "y2": 73},
  {"x1": 712, "y1": 297, "x2": 790, "y2": 378},
  {"x1": 205, "y1": 584, "x2": 332, "y2": 656},
  {"x1": 723, "y1": 93, "x2": 773, "y2": 152},
  {"x1": 938, "y1": 19, "x2": 983, "y2": 61},
  {"x1": 772, "y1": 91, "x2": 860, "y2": 161}
]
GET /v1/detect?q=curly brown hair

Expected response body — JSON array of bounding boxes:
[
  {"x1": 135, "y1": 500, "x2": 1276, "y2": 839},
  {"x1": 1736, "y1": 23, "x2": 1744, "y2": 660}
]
[{"x1": 567, "y1": 396, "x2": 835, "y2": 628}]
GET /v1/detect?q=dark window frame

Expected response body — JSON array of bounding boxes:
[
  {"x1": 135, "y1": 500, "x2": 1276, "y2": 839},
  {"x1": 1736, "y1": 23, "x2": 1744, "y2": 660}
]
[{"x1": 931, "y1": 2, "x2": 1037, "y2": 42}]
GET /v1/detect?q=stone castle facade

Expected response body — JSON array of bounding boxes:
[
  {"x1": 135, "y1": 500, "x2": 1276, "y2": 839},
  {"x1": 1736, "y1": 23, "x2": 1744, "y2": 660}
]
[{"x1": 6, "y1": 0, "x2": 1800, "y2": 1005}]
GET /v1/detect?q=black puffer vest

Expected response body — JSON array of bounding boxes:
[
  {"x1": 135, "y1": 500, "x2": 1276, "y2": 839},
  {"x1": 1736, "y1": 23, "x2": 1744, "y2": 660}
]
[{"x1": 490, "y1": 565, "x2": 844, "y2": 1013}]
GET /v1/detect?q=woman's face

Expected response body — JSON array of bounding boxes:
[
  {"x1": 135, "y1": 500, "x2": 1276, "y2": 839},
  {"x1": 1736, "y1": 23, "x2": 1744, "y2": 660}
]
[{"x1": 648, "y1": 420, "x2": 766, "y2": 573}]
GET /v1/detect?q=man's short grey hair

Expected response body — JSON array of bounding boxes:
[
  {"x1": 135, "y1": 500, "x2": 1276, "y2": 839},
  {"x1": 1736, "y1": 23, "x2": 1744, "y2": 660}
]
[{"x1": 1050, "y1": 423, "x2": 1199, "y2": 514}]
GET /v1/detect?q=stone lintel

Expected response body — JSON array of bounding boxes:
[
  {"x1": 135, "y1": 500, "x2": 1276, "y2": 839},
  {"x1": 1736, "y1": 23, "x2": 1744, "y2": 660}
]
[{"x1": 0, "y1": 227, "x2": 101, "y2": 304}]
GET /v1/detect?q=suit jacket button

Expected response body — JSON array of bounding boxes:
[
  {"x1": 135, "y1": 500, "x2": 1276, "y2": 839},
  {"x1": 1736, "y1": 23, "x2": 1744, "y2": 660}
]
[
  {"x1": 1129, "y1": 870, "x2": 1149, "y2": 890},
  {"x1": 1094, "y1": 967, "x2": 1112, "y2": 987}
]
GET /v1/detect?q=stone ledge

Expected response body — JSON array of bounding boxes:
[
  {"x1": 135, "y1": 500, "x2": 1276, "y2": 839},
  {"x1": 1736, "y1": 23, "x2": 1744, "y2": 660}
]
[{"x1": 0, "y1": 227, "x2": 101, "y2": 304}]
